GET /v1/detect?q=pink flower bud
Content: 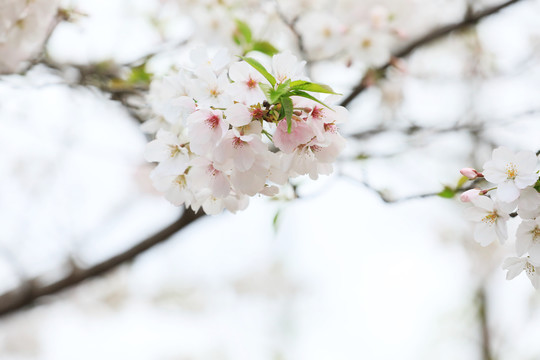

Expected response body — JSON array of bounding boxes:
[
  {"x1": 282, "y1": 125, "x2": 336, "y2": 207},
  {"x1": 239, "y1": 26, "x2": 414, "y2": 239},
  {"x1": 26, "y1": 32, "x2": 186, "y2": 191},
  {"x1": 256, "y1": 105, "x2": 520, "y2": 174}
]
[
  {"x1": 460, "y1": 167, "x2": 478, "y2": 179},
  {"x1": 460, "y1": 188, "x2": 481, "y2": 202}
]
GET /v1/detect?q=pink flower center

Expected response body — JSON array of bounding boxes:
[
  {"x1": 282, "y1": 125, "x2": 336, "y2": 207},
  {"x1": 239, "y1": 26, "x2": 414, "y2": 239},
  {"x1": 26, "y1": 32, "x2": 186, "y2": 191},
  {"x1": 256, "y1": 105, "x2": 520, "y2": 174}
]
[
  {"x1": 250, "y1": 108, "x2": 264, "y2": 120},
  {"x1": 246, "y1": 78, "x2": 258, "y2": 89},
  {"x1": 232, "y1": 136, "x2": 246, "y2": 149},
  {"x1": 311, "y1": 106, "x2": 324, "y2": 119},
  {"x1": 324, "y1": 123, "x2": 337, "y2": 133},
  {"x1": 207, "y1": 165, "x2": 220, "y2": 177},
  {"x1": 205, "y1": 114, "x2": 220, "y2": 129}
]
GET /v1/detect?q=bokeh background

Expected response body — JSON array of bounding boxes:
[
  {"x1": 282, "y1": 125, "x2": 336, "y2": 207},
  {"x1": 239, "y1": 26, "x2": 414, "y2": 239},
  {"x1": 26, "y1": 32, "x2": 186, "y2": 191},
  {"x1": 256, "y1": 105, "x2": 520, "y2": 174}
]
[{"x1": 1, "y1": 0, "x2": 540, "y2": 359}]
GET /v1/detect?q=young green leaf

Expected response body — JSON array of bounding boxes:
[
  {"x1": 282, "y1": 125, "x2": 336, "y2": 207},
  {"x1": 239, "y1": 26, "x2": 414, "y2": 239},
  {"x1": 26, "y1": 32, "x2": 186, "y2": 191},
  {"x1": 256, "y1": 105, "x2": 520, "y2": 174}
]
[
  {"x1": 269, "y1": 79, "x2": 291, "y2": 103},
  {"x1": 251, "y1": 41, "x2": 279, "y2": 56},
  {"x1": 288, "y1": 90, "x2": 333, "y2": 110},
  {"x1": 281, "y1": 96, "x2": 293, "y2": 133},
  {"x1": 233, "y1": 19, "x2": 252, "y2": 45},
  {"x1": 437, "y1": 187, "x2": 455, "y2": 199},
  {"x1": 259, "y1": 83, "x2": 273, "y2": 103},
  {"x1": 241, "y1": 56, "x2": 276, "y2": 86},
  {"x1": 290, "y1": 80, "x2": 340, "y2": 94}
]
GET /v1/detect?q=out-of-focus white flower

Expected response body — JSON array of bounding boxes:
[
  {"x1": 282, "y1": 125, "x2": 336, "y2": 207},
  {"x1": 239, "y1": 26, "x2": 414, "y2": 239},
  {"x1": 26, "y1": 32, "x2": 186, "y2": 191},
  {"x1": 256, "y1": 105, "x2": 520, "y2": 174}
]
[
  {"x1": 0, "y1": 0, "x2": 60, "y2": 73},
  {"x1": 482, "y1": 147, "x2": 538, "y2": 202}
]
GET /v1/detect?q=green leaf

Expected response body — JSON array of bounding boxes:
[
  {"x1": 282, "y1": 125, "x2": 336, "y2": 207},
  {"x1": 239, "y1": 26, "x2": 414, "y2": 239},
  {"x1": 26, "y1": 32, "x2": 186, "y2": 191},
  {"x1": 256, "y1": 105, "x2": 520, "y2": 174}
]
[
  {"x1": 288, "y1": 90, "x2": 333, "y2": 110},
  {"x1": 259, "y1": 83, "x2": 273, "y2": 103},
  {"x1": 127, "y1": 63, "x2": 152, "y2": 85},
  {"x1": 281, "y1": 96, "x2": 293, "y2": 133},
  {"x1": 251, "y1": 41, "x2": 279, "y2": 56},
  {"x1": 534, "y1": 179, "x2": 540, "y2": 192},
  {"x1": 241, "y1": 56, "x2": 276, "y2": 86},
  {"x1": 233, "y1": 19, "x2": 252, "y2": 45},
  {"x1": 269, "y1": 79, "x2": 290, "y2": 104},
  {"x1": 290, "y1": 80, "x2": 340, "y2": 94},
  {"x1": 272, "y1": 209, "x2": 281, "y2": 233},
  {"x1": 437, "y1": 187, "x2": 455, "y2": 199}
]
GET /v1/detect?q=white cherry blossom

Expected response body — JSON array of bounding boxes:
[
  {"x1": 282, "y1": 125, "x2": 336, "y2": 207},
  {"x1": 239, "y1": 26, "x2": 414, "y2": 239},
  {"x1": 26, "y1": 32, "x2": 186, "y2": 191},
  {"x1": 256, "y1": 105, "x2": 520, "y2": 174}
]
[
  {"x1": 516, "y1": 218, "x2": 540, "y2": 264},
  {"x1": 482, "y1": 147, "x2": 538, "y2": 202},
  {"x1": 503, "y1": 257, "x2": 540, "y2": 289},
  {"x1": 465, "y1": 195, "x2": 509, "y2": 246}
]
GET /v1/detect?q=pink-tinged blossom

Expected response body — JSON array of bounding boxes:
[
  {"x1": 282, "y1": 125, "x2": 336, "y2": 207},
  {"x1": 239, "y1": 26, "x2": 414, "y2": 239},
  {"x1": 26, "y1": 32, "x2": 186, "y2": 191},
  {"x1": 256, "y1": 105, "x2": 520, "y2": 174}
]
[
  {"x1": 187, "y1": 158, "x2": 231, "y2": 199},
  {"x1": 503, "y1": 257, "x2": 540, "y2": 289},
  {"x1": 273, "y1": 118, "x2": 315, "y2": 154},
  {"x1": 460, "y1": 167, "x2": 479, "y2": 180},
  {"x1": 227, "y1": 61, "x2": 267, "y2": 104},
  {"x1": 482, "y1": 147, "x2": 538, "y2": 202},
  {"x1": 465, "y1": 195, "x2": 509, "y2": 246},
  {"x1": 144, "y1": 47, "x2": 348, "y2": 215},
  {"x1": 214, "y1": 129, "x2": 268, "y2": 172},
  {"x1": 282, "y1": 134, "x2": 345, "y2": 180},
  {"x1": 460, "y1": 189, "x2": 481, "y2": 203},
  {"x1": 187, "y1": 109, "x2": 228, "y2": 156},
  {"x1": 224, "y1": 103, "x2": 253, "y2": 127},
  {"x1": 231, "y1": 162, "x2": 269, "y2": 196}
]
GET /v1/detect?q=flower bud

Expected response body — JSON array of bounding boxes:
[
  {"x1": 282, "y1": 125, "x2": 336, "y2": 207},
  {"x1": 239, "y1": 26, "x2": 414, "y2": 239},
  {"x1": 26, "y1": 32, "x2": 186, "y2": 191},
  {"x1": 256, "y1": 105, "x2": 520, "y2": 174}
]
[
  {"x1": 460, "y1": 167, "x2": 479, "y2": 179},
  {"x1": 460, "y1": 188, "x2": 481, "y2": 202}
]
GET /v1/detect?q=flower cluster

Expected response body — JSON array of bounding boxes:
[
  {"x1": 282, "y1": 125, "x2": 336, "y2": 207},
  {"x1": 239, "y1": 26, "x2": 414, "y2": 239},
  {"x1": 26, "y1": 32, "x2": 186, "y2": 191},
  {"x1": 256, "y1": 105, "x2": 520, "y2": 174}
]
[
  {"x1": 461, "y1": 147, "x2": 540, "y2": 288},
  {"x1": 143, "y1": 48, "x2": 347, "y2": 214}
]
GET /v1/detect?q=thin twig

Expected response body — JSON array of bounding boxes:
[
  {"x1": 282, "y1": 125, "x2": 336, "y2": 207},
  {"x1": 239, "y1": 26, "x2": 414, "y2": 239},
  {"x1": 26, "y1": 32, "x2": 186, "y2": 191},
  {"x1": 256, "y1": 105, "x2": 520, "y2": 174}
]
[{"x1": 340, "y1": 0, "x2": 525, "y2": 108}]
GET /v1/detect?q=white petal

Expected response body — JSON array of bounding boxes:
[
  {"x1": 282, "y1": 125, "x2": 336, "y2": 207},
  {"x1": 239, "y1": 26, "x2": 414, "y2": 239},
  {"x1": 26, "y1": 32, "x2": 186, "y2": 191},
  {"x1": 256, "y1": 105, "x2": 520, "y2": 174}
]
[
  {"x1": 474, "y1": 223, "x2": 496, "y2": 247},
  {"x1": 529, "y1": 244, "x2": 540, "y2": 266},
  {"x1": 496, "y1": 181, "x2": 520, "y2": 202},
  {"x1": 502, "y1": 257, "x2": 526, "y2": 280},
  {"x1": 225, "y1": 103, "x2": 252, "y2": 127}
]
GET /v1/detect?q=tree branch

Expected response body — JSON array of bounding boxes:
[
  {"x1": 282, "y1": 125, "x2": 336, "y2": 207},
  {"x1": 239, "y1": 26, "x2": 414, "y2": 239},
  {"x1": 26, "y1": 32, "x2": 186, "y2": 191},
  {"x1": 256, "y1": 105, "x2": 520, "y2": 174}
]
[
  {"x1": 0, "y1": 208, "x2": 205, "y2": 318},
  {"x1": 340, "y1": 0, "x2": 525, "y2": 108}
]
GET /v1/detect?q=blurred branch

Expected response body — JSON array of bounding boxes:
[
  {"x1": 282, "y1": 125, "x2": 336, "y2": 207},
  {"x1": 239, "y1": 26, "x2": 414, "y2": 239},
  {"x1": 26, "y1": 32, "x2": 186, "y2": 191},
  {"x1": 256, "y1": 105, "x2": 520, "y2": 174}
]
[
  {"x1": 340, "y1": 0, "x2": 525, "y2": 107},
  {"x1": 0, "y1": 208, "x2": 205, "y2": 318},
  {"x1": 476, "y1": 287, "x2": 494, "y2": 360}
]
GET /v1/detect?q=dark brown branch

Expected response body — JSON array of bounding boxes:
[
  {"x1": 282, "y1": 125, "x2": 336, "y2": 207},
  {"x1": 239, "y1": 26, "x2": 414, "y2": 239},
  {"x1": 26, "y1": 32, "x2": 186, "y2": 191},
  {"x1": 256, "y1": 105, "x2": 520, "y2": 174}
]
[
  {"x1": 0, "y1": 208, "x2": 205, "y2": 318},
  {"x1": 340, "y1": 0, "x2": 524, "y2": 108}
]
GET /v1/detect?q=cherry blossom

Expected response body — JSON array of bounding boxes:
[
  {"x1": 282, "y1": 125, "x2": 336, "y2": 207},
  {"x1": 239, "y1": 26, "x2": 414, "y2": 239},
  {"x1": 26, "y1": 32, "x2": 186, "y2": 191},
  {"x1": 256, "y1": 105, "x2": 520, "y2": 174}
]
[
  {"x1": 144, "y1": 48, "x2": 348, "y2": 214},
  {"x1": 482, "y1": 147, "x2": 538, "y2": 202},
  {"x1": 465, "y1": 195, "x2": 510, "y2": 246}
]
